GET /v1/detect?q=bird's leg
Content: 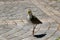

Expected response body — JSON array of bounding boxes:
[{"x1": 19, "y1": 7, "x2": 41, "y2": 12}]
[{"x1": 32, "y1": 24, "x2": 37, "y2": 36}]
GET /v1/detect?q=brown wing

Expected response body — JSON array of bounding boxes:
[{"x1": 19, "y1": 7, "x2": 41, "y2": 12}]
[{"x1": 30, "y1": 15, "x2": 42, "y2": 24}]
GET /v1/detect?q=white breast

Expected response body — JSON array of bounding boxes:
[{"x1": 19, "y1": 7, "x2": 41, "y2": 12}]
[{"x1": 27, "y1": 15, "x2": 30, "y2": 20}]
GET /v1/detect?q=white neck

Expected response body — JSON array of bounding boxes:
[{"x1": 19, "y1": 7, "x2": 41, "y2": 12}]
[{"x1": 27, "y1": 14, "x2": 32, "y2": 19}]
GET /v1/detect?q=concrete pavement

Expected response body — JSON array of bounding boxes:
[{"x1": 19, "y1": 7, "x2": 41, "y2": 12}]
[{"x1": 0, "y1": 0, "x2": 60, "y2": 40}]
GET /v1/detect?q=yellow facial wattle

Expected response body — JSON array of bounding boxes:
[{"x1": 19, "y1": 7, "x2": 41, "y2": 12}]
[{"x1": 27, "y1": 9, "x2": 32, "y2": 15}]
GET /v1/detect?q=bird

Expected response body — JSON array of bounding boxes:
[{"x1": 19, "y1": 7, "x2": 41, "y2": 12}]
[{"x1": 27, "y1": 9, "x2": 42, "y2": 36}]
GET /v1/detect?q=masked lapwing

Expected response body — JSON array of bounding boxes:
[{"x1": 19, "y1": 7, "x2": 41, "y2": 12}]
[{"x1": 27, "y1": 9, "x2": 43, "y2": 36}]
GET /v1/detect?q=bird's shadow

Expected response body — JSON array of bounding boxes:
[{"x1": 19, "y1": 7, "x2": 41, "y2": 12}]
[{"x1": 34, "y1": 34, "x2": 46, "y2": 38}]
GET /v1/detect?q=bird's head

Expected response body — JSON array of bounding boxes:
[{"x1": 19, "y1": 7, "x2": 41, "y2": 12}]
[{"x1": 27, "y1": 9, "x2": 32, "y2": 15}]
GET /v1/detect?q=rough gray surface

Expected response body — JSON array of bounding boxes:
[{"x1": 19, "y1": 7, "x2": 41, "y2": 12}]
[
  {"x1": 39, "y1": 0, "x2": 60, "y2": 12},
  {"x1": 0, "y1": 0, "x2": 60, "y2": 40}
]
